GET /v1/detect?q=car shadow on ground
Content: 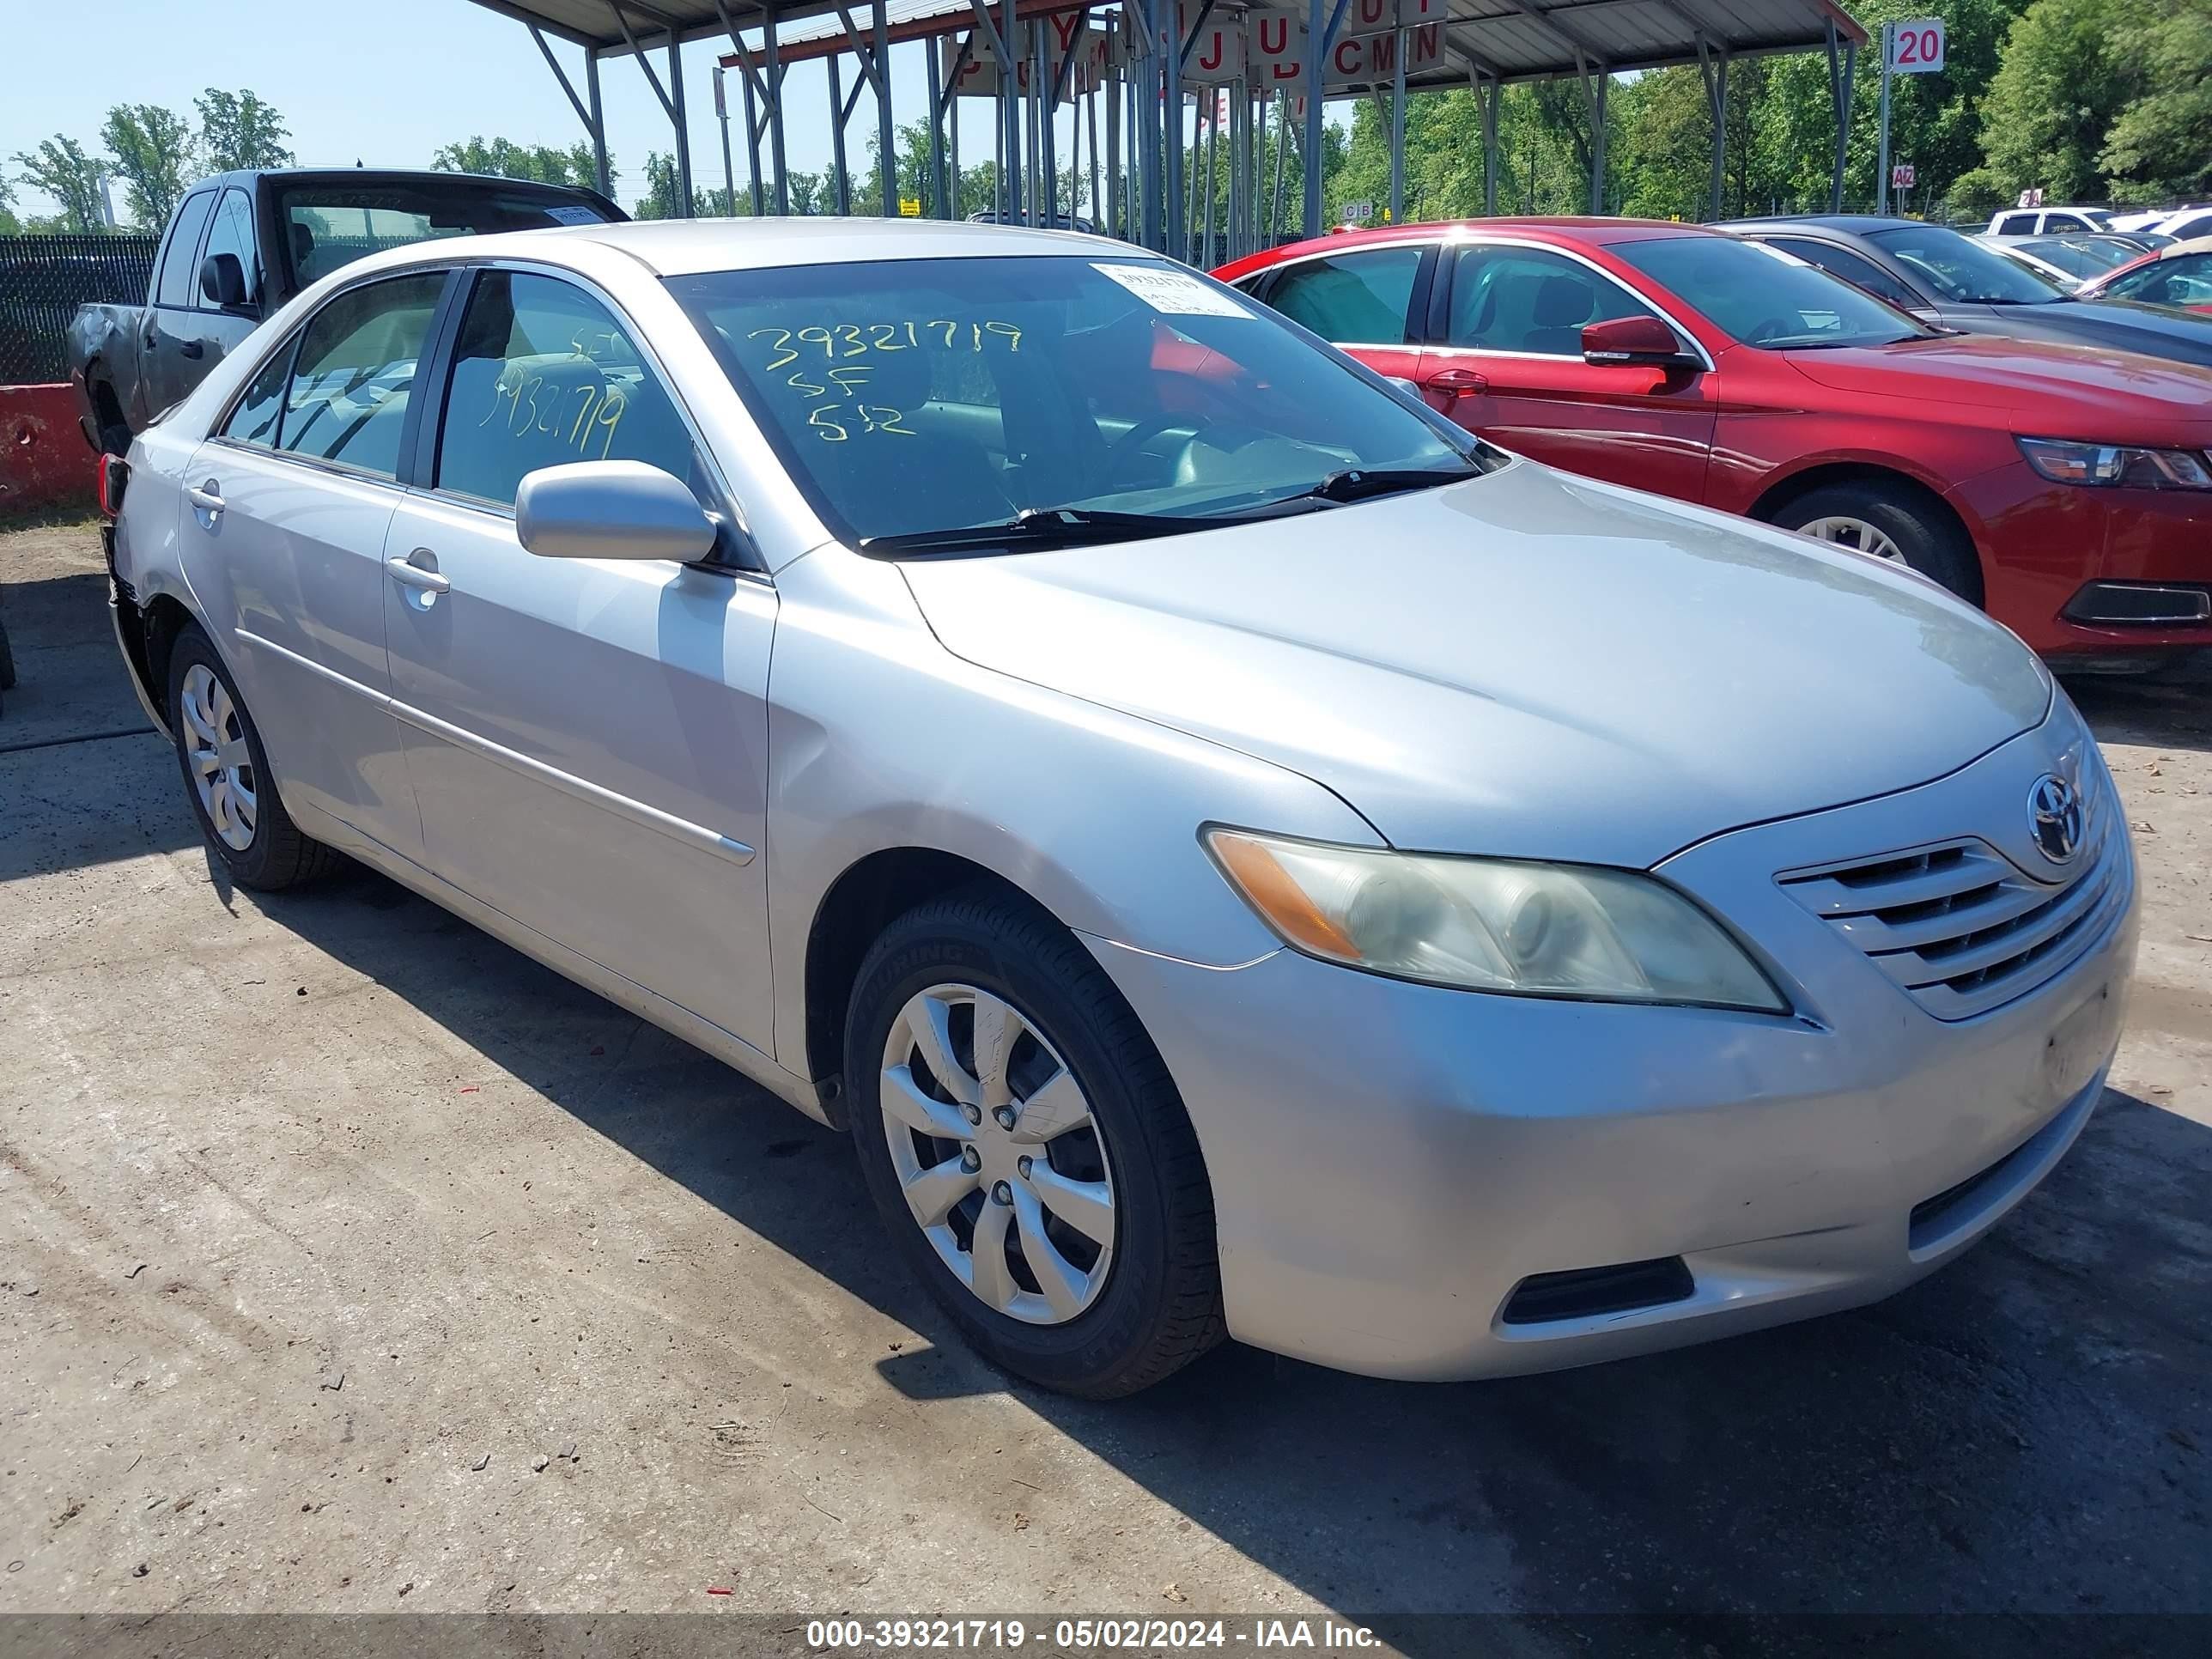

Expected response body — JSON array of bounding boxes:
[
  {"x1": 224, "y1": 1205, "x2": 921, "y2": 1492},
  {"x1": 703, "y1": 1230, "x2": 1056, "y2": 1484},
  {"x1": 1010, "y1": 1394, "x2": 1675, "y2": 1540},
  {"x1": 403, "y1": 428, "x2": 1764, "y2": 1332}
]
[
  {"x1": 2062, "y1": 659, "x2": 2212, "y2": 758},
  {"x1": 238, "y1": 857, "x2": 2212, "y2": 1644}
]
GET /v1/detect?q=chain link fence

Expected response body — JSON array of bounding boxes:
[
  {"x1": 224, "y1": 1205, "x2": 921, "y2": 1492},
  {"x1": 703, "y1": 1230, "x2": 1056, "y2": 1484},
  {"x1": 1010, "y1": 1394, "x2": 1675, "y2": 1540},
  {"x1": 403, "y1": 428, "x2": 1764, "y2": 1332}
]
[{"x1": 0, "y1": 235, "x2": 160, "y2": 385}]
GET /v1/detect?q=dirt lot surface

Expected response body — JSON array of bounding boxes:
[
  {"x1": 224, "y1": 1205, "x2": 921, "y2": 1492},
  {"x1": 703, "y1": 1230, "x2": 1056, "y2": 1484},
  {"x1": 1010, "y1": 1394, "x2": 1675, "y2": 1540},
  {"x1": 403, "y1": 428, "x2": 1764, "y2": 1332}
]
[{"x1": 2, "y1": 521, "x2": 2207, "y2": 1647}]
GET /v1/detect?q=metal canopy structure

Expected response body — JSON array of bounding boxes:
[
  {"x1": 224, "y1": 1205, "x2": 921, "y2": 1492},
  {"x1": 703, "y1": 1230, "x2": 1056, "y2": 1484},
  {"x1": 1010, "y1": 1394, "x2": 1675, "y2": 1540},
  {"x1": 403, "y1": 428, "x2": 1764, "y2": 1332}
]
[{"x1": 467, "y1": 0, "x2": 1867, "y2": 264}]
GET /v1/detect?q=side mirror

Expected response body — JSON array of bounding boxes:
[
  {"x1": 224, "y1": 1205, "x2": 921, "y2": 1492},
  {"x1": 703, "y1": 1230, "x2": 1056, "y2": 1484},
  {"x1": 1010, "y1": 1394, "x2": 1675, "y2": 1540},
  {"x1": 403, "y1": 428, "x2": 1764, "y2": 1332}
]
[
  {"x1": 516, "y1": 460, "x2": 718, "y2": 563},
  {"x1": 199, "y1": 252, "x2": 252, "y2": 313},
  {"x1": 1582, "y1": 314, "x2": 1699, "y2": 370}
]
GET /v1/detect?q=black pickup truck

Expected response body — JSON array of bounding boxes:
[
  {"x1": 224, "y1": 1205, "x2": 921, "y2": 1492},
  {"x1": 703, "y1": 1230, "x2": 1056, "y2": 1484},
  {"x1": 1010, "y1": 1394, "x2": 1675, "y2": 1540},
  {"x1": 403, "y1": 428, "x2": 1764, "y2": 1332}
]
[{"x1": 68, "y1": 167, "x2": 624, "y2": 454}]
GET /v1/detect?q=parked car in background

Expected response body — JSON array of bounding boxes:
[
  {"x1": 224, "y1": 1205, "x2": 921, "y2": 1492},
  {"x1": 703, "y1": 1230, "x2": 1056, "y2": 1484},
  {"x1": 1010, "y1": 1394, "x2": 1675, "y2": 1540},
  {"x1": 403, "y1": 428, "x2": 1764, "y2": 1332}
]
[
  {"x1": 1723, "y1": 216, "x2": 2212, "y2": 368},
  {"x1": 1982, "y1": 233, "x2": 2153, "y2": 283},
  {"x1": 2078, "y1": 238, "x2": 2212, "y2": 314},
  {"x1": 1981, "y1": 241, "x2": 2085, "y2": 292},
  {"x1": 104, "y1": 219, "x2": 2139, "y2": 1397},
  {"x1": 67, "y1": 168, "x2": 623, "y2": 455},
  {"x1": 1985, "y1": 206, "x2": 2113, "y2": 237},
  {"x1": 1217, "y1": 220, "x2": 2212, "y2": 667},
  {"x1": 2150, "y1": 207, "x2": 2212, "y2": 243}
]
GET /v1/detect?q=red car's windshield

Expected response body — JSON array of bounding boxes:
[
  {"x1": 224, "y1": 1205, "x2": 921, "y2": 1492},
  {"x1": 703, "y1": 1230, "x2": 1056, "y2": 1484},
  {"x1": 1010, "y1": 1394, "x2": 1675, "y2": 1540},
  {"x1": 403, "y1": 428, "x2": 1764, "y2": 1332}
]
[{"x1": 1615, "y1": 235, "x2": 1929, "y2": 350}]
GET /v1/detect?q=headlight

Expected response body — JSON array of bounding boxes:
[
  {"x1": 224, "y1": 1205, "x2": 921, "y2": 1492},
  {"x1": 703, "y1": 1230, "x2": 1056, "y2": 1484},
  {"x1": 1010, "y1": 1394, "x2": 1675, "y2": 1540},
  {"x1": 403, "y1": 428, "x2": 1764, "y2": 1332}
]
[
  {"x1": 1204, "y1": 829, "x2": 1789, "y2": 1012},
  {"x1": 2018, "y1": 436, "x2": 2212, "y2": 490}
]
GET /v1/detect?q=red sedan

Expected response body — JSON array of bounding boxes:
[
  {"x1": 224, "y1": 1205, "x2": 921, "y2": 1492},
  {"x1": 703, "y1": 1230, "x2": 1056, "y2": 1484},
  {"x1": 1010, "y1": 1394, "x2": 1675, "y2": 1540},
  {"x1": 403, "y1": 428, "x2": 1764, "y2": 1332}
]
[{"x1": 1216, "y1": 220, "x2": 2212, "y2": 665}]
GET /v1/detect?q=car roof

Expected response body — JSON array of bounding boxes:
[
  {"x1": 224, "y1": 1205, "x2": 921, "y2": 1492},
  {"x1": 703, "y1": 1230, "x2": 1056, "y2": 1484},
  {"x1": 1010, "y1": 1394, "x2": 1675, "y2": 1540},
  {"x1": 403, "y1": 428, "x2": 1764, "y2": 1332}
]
[
  {"x1": 1723, "y1": 216, "x2": 1934, "y2": 234},
  {"x1": 1236, "y1": 216, "x2": 1719, "y2": 267},
  {"x1": 326, "y1": 215, "x2": 1134, "y2": 279}
]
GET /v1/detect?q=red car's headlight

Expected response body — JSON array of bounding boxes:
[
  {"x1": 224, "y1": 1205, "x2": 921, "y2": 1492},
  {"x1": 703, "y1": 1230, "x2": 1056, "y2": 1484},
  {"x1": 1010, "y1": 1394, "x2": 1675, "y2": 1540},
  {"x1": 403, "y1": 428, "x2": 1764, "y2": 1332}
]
[{"x1": 2018, "y1": 436, "x2": 2212, "y2": 489}]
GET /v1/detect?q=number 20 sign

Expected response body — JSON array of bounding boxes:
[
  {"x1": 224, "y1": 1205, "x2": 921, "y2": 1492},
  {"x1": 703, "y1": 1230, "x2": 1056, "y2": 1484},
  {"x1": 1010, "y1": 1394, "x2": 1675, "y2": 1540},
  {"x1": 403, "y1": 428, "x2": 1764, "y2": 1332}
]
[{"x1": 1887, "y1": 17, "x2": 1945, "y2": 73}]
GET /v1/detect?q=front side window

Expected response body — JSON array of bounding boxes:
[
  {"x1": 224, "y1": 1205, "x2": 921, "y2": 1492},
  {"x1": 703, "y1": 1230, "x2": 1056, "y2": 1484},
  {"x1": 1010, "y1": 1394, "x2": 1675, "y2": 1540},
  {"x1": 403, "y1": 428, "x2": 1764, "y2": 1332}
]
[
  {"x1": 1763, "y1": 237, "x2": 1920, "y2": 310},
  {"x1": 1618, "y1": 235, "x2": 1927, "y2": 349},
  {"x1": 434, "y1": 270, "x2": 697, "y2": 508},
  {"x1": 1444, "y1": 245, "x2": 1659, "y2": 355},
  {"x1": 276, "y1": 182, "x2": 617, "y2": 289},
  {"x1": 669, "y1": 255, "x2": 1492, "y2": 547},
  {"x1": 199, "y1": 188, "x2": 259, "y2": 305},
  {"x1": 276, "y1": 272, "x2": 446, "y2": 478},
  {"x1": 1866, "y1": 225, "x2": 2060, "y2": 304},
  {"x1": 1994, "y1": 213, "x2": 2034, "y2": 235},
  {"x1": 156, "y1": 191, "x2": 216, "y2": 309},
  {"x1": 1264, "y1": 246, "x2": 1423, "y2": 343}
]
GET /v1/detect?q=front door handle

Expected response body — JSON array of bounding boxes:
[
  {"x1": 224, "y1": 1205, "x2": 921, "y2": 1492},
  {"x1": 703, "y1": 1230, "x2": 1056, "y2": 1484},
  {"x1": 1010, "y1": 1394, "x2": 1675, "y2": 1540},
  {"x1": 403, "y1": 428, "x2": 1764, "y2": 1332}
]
[
  {"x1": 185, "y1": 479, "x2": 223, "y2": 515},
  {"x1": 386, "y1": 551, "x2": 451, "y2": 595},
  {"x1": 1423, "y1": 366, "x2": 1488, "y2": 398}
]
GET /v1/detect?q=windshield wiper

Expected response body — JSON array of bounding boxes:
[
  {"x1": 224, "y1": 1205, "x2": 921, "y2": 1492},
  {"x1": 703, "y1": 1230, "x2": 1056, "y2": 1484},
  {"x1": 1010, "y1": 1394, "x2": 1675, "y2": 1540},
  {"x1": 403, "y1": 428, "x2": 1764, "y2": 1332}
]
[
  {"x1": 860, "y1": 505, "x2": 1258, "y2": 556},
  {"x1": 1268, "y1": 463, "x2": 1483, "y2": 507}
]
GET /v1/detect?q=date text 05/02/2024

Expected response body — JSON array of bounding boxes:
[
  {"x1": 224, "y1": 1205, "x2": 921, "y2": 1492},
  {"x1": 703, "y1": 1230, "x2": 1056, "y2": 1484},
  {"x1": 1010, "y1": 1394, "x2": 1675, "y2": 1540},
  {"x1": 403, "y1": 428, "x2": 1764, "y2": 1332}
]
[{"x1": 803, "y1": 1618, "x2": 1382, "y2": 1650}]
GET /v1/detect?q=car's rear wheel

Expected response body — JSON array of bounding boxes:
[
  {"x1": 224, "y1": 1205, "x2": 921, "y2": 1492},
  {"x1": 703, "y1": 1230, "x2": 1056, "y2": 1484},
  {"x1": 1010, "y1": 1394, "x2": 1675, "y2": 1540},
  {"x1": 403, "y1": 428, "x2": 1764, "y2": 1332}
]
[
  {"x1": 166, "y1": 623, "x2": 337, "y2": 890},
  {"x1": 844, "y1": 890, "x2": 1223, "y2": 1398},
  {"x1": 1772, "y1": 481, "x2": 1983, "y2": 606}
]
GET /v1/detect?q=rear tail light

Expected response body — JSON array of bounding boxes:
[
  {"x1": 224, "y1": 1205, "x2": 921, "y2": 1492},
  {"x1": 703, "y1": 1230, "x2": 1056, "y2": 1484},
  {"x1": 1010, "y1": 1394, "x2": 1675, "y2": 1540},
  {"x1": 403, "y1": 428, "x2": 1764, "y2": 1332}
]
[{"x1": 95, "y1": 453, "x2": 129, "y2": 520}]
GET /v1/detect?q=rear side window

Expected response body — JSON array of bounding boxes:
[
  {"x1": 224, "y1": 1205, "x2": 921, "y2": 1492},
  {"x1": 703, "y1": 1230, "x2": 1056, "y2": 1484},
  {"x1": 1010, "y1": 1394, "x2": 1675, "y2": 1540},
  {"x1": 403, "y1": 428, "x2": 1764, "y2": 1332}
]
[
  {"x1": 1765, "y1": 237, "x2": 1919, "y2": 309},
  {"x1": 434, "y1": 270, "x2": 696, "y2": 508},
  {"x1": 156, "y1": 191, "x2": 217, "y2": 309},
  {"x1": 1443, "y1": 245, "x2": 1656, "y2": 355},
  {"x1": 276, "y1": 183, "x2": 617, "y2": 289},
  {"x1": 1993, "y1": 213, "x2": 2033, "y2": 235},
  {"x1": 2044, "y1": 213, "x2": 2090, "y2": 233},
  {"x1": 222, "y1": 338, "x2": 294, "y2": 447},
  {"x1": 276, "y1": 272, "x2": 447, "y2": 479},
  {"x1": 1265, "y1": 247, "x2": 1422, "y2": 344}
]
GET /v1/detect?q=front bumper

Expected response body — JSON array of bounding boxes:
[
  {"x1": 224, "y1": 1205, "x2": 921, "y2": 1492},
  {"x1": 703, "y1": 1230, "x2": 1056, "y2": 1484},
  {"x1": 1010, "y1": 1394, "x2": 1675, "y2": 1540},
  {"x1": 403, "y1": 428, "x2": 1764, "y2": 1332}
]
[{"x1": 1091, "y1": 712, "x2": 2138, "y2": 1382}]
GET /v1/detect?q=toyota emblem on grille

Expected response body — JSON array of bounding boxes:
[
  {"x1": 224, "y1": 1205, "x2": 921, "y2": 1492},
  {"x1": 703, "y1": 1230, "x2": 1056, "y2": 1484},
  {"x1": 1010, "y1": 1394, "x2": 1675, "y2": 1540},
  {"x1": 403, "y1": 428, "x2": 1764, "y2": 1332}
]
[{"x1": 2028, "y1": 774, "x2": 2085, "y2": 864}]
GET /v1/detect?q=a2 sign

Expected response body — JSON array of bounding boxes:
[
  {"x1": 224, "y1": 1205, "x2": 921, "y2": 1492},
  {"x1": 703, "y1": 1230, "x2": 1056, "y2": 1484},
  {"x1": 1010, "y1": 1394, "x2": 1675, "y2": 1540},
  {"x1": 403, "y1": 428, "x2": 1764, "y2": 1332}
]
[{"x1": 1887, "y1": 16, "x2": 1946, "y2": 73}]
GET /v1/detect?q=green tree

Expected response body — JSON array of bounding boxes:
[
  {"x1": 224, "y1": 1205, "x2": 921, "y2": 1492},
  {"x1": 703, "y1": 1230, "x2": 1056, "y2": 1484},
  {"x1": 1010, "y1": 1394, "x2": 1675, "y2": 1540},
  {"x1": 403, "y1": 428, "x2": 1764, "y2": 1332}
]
[
  {"x1": 101, "y1": 103, "x2": 197, "y2": 228},
  {"x1": 195, "y1": 88, "x2": 294, "y2": 171},
  {"x1": 636, "y1": 150, "x2": 714, "y2": 219},
  {"x1": 432, "y1": 135, "x2": 611, "y2": 190},
  {"x1": 11, "y1": 136, "x2": 107, "y2": 232},
  {"x1": 2099, "y1": 0, "x2": 2212, "y2": 201},
  {"x1": 1969, "y1": 0, "x2": 2150, "y2": 201},
  {"x1": 0, "y1": 173, "x2": 19, "y2": 234}
]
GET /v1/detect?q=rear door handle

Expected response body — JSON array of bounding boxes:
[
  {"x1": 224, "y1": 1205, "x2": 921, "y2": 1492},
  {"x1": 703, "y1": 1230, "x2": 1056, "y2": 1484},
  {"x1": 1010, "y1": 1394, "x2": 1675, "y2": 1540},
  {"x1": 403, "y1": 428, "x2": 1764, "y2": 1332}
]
[
  {"x1": 386, "y1": 552, "x2": 451, "y2": 595},
  {"x1": 185, "y1": 480, "x2": 223, "y2": 515},
  {"x1": 180, "y1": 340, "x2": 204, "y2": 360},
  {"x1": 1423, "y1": 367, "x2": 1488, "y2": 397}
]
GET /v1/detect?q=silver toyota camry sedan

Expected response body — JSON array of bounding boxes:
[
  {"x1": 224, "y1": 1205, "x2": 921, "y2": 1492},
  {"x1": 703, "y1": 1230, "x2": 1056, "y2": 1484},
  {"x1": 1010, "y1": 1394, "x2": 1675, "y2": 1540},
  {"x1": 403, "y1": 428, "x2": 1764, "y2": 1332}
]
[{"x1": 104, "y1": 218, "x2": 2136, "y2": 1397}]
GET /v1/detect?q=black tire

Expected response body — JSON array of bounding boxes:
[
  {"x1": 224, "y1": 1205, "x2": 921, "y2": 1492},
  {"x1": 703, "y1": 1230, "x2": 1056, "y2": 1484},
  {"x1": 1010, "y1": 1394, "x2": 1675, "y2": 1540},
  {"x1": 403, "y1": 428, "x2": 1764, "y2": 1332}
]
[
  {"x1": 0, "y1": 612, "x2": 15, "y2": 691},
  {"x1": 166, "y1": 623, "x2": 337, "y2": 890},
  {"x1": 88, "y1": 373, "x2": 131, "y2": 457},
  {"x1": 845, "y1": 890, "x2": 1224, "y2": 1398},
  {"x1": 1770, "y1": 480, "x2": 1984, "y2": 606}
]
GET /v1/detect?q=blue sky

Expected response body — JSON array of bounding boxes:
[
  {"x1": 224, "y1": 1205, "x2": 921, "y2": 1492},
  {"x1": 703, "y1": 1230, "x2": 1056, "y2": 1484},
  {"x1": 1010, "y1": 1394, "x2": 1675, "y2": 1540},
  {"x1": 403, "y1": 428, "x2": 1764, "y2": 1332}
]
[{"x1": 3, "y1": 0, "x2": 1103, "y2": 220}]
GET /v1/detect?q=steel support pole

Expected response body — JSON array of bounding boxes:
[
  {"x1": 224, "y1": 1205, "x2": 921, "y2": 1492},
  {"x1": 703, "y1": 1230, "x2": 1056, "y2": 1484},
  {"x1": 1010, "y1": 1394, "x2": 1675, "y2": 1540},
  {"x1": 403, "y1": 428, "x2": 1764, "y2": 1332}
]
[
  {"x1": 1474, "y1": 68, "x2": 1498, "y2": 216},
  {"x1": 927, "y1": 34, "x2": 948, "y2": 216},
  {"x1": 1107, "y1": 71, "x2": 1123, "y2": 237},
  {"x1": 829, "y1": 56, "x2": 852, "y2": 214},
  {"x1": 1001, "y1": 0, "x2": 1022, "y2": 220},
  {"x1": 1586, "y1": 65, "x2": 1606, "y2": 213},
  {"x1": 1876, "y1": 21, "x2": 1892, "y2": 217},
  {"x1": 586, "y1": 50, "x2": 610, "y2": 198},
  {"x1": 1270, "y1": 90, "x2": 1288, "y2": 242},
  {"x1": 1825, "y1": 20, "x2": 1854, "y2": 215},
  {"x1": 1389, "y1": 30, "x2": 1406, "y2": 224},
  {"x1": 714, "y1": 66, "x2": 738, "y2": 214},
  {"x1": 763, "y1": 2, "x2": 789, "y2": 214},
  {"x1": 875, "y1": 0, "x2": 896, "y2": 216},
  {"x1": 1165, "y1": 0, "x2": 1184, "y2": 259},
  {"x1": 1698, "y1": 39, "x2": 1727, "y2": 221},
  {"x1": 669, "y1": 33, "x2": 694, "y2": 216},
  {"x1": 1089, "y1": 86, "x2": 1103, "y2": 230},
  {"x1": 741, "y1": 58, "x2": 766, "y2": 215},
  {"x1": 1301, "y1": 0, "x2": 1328, "y2": 239}
]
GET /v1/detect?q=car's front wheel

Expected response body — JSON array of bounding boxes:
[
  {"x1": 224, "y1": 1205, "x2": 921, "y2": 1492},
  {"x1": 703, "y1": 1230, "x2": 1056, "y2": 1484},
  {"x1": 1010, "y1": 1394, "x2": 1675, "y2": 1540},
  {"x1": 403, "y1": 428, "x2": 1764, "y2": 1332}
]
[
  {"x1": 845, "y1": 890, "x2": 1224, "y2": 1397},
  {"x1": 166, "y1": 623, "x2": 337, "y2": 890},
  {"x1": 1772, "y1": 480, "x2": 1983, "y2": 605}
]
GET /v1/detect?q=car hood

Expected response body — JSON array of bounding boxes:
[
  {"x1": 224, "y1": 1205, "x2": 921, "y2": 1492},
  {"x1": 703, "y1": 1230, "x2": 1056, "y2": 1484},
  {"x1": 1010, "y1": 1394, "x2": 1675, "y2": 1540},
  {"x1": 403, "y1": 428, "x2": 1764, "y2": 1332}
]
[
  {"x1": 898, "y1": 463, "x2": 2052, "y2": 867},
  {"x1": 1784, "y1": 332, "x2": 2212, "y2": 439},
  {"x1": 1926, "y1": 301, "x2": 2212, "y2": 371}
]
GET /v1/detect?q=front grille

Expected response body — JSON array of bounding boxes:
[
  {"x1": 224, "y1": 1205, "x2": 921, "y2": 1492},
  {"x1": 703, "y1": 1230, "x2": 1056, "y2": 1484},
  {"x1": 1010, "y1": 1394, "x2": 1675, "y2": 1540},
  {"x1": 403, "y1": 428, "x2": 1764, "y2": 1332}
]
[{"x1": 1779, "y1": 793, "x2": 2124, "y2": 1021}]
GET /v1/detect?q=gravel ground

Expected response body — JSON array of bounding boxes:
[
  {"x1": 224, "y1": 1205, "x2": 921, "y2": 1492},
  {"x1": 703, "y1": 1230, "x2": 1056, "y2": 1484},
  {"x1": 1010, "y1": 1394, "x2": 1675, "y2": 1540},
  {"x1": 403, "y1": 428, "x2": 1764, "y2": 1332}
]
[{"x1": 1, "y1": 520, "x2": 2205, "y2": 1650}]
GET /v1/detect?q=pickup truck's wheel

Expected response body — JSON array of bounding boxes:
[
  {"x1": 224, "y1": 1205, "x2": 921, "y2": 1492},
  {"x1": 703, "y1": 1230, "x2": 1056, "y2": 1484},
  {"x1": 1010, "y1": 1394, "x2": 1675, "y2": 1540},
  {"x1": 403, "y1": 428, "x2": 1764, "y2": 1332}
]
[
  {"x1": 845, "y1": 890, "x2": 1224, "y2": 1398},
  {"x1": 1772, "y1": 481, "x2": 1983, "y2": 605},
  {"x1": 87, "y1": 374, "x2": 131, "y2": 457},
  {"x1": 166, "y1": 624, "x2": 336, "y2": 890}
]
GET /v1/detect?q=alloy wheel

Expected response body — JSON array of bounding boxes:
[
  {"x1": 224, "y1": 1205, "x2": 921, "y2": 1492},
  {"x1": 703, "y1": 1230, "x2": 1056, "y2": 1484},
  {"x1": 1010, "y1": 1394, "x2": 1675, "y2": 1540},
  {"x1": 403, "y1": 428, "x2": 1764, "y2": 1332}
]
[
  {"x1": 179, "y1": 663, "x2": 258, "y2": 852},
  {"x1": 1797, "y1": 514, "x2": 1905, "y2": 562},
  {"x1": 878, "y1": 983, "x2": 1117, "y2": 1325}
]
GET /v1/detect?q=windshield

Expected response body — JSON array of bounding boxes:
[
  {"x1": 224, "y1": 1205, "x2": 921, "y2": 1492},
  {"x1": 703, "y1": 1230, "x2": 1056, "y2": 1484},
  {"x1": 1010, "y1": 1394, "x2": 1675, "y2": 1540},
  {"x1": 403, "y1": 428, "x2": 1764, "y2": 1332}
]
[
  {"x1": 668, "y1": 255, "x2": 1492, "y2": 547},
  {"x1": 1867, "y1": 224, "x2": 2063, "y2": 304},
  {"x1": 1615, "y1": 235, "x2": 1924, "y2": 349},
  {"x1": 275, "y1": 182, "x2": 618, "y2": 289}
]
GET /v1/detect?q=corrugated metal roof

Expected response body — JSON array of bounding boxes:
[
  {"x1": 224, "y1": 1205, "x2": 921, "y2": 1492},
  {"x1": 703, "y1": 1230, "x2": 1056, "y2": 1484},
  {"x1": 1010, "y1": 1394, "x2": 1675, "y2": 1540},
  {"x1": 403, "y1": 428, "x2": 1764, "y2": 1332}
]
[{"x1": 470, "y1": 0, "x2": 1865, "y2": 87}]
